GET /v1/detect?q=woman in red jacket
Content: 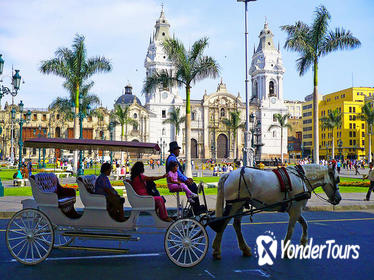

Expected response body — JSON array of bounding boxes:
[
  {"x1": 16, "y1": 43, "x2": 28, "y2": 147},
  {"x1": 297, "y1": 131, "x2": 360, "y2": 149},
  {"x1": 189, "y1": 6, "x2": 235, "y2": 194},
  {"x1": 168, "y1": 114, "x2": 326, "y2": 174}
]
[{"x1": 130, "y1": 162, "x2": 173, "y2": 222}]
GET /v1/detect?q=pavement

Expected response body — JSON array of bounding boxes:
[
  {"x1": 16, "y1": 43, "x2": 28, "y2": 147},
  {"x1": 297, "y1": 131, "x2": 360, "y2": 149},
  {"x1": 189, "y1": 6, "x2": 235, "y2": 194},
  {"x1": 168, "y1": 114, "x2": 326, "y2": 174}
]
[
  {"x1": 0, "y1": 192, "x2": 373, "y2": 218},
  {"x1": 1, "y1": 210, "x2": 373, "y2": 279}
]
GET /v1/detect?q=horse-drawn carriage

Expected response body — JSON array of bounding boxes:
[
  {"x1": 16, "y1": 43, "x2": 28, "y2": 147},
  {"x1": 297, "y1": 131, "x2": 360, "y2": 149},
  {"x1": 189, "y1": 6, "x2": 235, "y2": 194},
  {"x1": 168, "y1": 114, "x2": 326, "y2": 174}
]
[
  {"x1": 5, "y1": 138, "x2": 211, "y2": 267},
  {"x1": 5, "y1": 138, "x2": 342, "y2": 267}
]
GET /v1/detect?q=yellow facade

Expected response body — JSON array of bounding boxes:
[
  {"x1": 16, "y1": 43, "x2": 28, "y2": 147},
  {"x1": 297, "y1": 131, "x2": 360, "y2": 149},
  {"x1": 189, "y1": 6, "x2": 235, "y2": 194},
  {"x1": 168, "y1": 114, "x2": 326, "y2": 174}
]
[
  {"x1": 302, "y1": 93, "x2": 322, "y2": 158},
  {"x1": 318, "y1": 87, "x2": 374, "y2": 160}
]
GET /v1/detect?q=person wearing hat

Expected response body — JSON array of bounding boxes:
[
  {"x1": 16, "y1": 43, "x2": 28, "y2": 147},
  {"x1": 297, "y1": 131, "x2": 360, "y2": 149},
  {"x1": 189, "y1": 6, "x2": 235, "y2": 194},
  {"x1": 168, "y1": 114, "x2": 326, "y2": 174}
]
[{"x1": 165, "y1": 141, "x2": 205, "y2": 215}]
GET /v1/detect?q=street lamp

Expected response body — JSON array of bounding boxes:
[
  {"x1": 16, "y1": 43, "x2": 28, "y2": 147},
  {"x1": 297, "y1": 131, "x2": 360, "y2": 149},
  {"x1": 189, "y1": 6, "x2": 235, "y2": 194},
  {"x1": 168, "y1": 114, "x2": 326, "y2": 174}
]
[
  {"x1": 71, "y1": 100, "x2": 91, "y2": 176},
  {"x1": 0, "y1": 54, "x2": 23, "y2": 165},
  {"x1": 236, "y1": 0, "x2": 257, "y2": 167},
  {"x1": 249, "y1": 112, "x2": 255, "y2": 148},
  {"x1": 337, "y1": 139, "x2": 343, "y2": 160},
  {"x1": 109, "y1": 121, "x2": 114, "y2": 165},
  {"x1": 11, "y1": 101, "x2": 31, "y2": 170},
  {"x1": 33, "y1": 124, "x2": 47, "y2": 168}
]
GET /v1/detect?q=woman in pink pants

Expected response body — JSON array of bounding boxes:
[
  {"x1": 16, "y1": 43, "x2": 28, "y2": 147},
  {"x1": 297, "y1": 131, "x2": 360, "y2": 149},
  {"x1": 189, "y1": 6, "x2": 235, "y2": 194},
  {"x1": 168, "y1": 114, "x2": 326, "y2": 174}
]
[
  {"x1": 167, "y1": 162, "x2": 197, "y2": 202},
  {"x1": 130, "y1": 162, "x2": 173, "y2": 222}
]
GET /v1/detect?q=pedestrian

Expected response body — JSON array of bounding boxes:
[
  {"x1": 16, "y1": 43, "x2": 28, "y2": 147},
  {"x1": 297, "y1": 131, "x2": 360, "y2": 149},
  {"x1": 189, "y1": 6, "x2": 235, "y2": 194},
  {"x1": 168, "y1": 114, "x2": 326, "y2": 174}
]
[
  {"x1": 354, "y1": 162, "x2": 360, "y2": 175},
  {"x1": 336, "y1": 160, "x2": 341, "y2": 174},
  {"x1": 363, "y1": 162, "x2": 374, "y2": 201}
]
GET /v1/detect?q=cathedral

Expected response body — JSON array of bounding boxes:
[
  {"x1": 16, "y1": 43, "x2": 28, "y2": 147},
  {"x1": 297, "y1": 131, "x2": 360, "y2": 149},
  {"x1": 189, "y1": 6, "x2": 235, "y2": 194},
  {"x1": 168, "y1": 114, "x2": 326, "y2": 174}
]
[{"x1": 0, "y1": 9, "x2": 288, "y2": 162}]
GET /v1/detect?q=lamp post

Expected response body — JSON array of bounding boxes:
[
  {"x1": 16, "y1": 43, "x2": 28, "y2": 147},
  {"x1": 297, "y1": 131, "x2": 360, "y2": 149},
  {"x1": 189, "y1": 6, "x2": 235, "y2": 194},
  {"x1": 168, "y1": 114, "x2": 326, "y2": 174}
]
[
  {"x1": 71, "y1": 100, "x2": 90, "y2": 176},
  {"x1": 101, "y1": 130, "x2": 105, "y2": 163},
  {"x1": 33, "y1": 124, "x2": 46, "y2": 168},
  {"x1": 236, "y1": 0, "x2": 257, "y2": 167},
  {"x1": 0, "y1": 55, "x2": 22, "y2": 166},
  {"x1": 109, "y1": 121, "x2": 114, "y2": 165},
  {"x1": 249, "y1": 112, "x2": 255, "y2": 148},
  {"x1": 337, "y1": 139, "x2": 343, "y2": 160},
  {"x1": 11, "y1": 101, "x2": 31, "y2": 170}
]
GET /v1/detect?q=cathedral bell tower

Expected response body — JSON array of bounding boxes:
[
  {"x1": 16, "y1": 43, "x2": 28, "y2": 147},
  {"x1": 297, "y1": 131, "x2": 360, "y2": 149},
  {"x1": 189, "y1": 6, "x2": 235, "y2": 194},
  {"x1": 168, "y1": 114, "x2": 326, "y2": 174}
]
[{"x1": 249, "y1": 21, "x2": 288, "y2": 161}]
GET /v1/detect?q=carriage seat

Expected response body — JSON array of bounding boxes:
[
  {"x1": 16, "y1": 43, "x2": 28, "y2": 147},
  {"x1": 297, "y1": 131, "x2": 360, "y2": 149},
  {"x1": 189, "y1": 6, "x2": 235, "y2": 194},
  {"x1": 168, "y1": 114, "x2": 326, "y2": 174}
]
[
  {"x1": 123, "y1": 181, "x2": 155, "y2": 211},
  {"x1": 77, "y1": 175, "x2": 107, "y2": 210},
  {"x1": 30, "y1": 173, "x2": 76, "y2": 210}
]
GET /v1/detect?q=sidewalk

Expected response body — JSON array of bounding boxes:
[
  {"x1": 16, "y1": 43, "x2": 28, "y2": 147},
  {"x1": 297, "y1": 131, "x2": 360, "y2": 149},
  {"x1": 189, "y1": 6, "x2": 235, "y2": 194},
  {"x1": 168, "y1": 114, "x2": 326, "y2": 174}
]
[{"x1": 0, "y1": 192, "x2": 373, "y2": 218}]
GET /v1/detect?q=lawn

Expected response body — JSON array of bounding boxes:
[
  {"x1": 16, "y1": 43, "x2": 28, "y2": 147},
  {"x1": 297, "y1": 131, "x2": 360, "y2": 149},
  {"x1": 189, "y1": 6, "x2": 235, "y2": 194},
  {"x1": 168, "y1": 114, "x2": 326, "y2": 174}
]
[{"x1": 3, "y1": 185, "x2": 369, "y2": 197}]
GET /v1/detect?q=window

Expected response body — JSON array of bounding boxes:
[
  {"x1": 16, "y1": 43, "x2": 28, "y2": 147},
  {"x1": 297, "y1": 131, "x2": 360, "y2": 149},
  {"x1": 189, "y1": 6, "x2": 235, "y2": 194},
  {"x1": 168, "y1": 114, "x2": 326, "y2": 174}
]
[
  {"x1": 303, "y1": 104, "x2": 312, "y2": 110},
  {"x1": 349, "y1": 131, "x2": 352, "y2": 137},
  {"x1": 349, "y1": 123, "x2": 352, "y2": 129},
  {"x1": 42, "y1": 114, "x2": 47, "y2": 121},
  {"x1": 269, "y1": 81, "x2": 275, "y2": 96},
  {"x1": 362, "y1": 123, "x2": 365, "y2": 129},
  {"x1": 353, "y1": 140, "x2": 356, "y2": 145},
  {"x1": 33, "y1": 114, "x2": 37, "y2": 121},
  {"x1": 349, "y1": 115, "x2": 352, "y2": 121},
  {"x1": 353, "y1": 115, "x2": 356, "y2": 121},
  {"x1": 350, "y1": 140, "x2": 352, "y2": 145},
  {"x1": 162, "y1": 128, "x2": 165, "y2": 135},
  {"x1": 133, "y1": 124, "x2": 138, "y2": 131},
  {"x1": 303, "y1": 112, "x2": 312, "y2": 117},
  {"x1": 349, "y1": 107, "x2": 352, "y2": 113},
  {"x1": 191, "y1": 112, "x2": 196, "y2": 121},
  {"x1": 133, "y1": 113, "x2": 137, "y2": 119},
  {"x1": 253, "y1": 81, "x2": 258, "y2": 97},
  {"x1": 353, "y1": 131, "x2": 356, "y2": 137},
  {"x1": 362, "y1": 132, "x2": 365, "y2": 137},
  {"x1": 162, "y1": 110, "x2": 166, "y2": 118},
  {"x1": 32, "y1": 148, "x2": 36, "y2": 155},
  {"x1": 362, "y1": 140, "x2": 365, "y2": 146},
  {"x1": 304, "y1": 134, "x2": 312, "y2": 139},
  {"x1": 353, "y1": 107, "x2": 356, "y2": 113},
  {"x1": 273, "y1": 131, "x2": 276, "y2": 138},
  {"x1": 87, "y1": 116, "x2": 92, "y2": 122},
  {"x1": 56, "y1": 114, "x2": 60, "y2": 120},
  {"x1": 353, "y1": 123, "x2": 356, "y2": 129},
  {"x1": 220, "y1": 108, "x2": 225, "y2": 117},
  {"x1": 303, "y1": 119, "x2": 312, "y2": 124}
]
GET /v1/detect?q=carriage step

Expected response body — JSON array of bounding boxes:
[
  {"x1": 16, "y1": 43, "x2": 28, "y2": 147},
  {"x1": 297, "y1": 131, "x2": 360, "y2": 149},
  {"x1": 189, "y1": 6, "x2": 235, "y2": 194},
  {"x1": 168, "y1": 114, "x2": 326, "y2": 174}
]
[
  {"x1": 62, "y1": 232, "x2": 140, "y2": 241},
  {"x1": 58, "y1": 245, "x2": 130, "y2": 254}
]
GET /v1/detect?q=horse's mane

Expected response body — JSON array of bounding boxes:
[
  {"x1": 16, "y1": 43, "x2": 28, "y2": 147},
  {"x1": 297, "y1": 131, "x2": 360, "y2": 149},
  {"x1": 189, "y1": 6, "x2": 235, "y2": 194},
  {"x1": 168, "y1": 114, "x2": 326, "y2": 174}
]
[{"x1": 296, "y1": 164, "x2": 328, "y2": 181}]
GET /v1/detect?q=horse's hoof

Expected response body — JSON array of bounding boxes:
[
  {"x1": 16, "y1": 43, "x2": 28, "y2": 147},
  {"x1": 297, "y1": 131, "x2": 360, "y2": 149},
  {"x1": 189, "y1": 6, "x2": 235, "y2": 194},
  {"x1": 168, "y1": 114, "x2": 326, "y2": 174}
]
[
  {"x1": 242, "y1": 247, "x2": 252, "y2": 257},
  {"x1": 213, "y1": 253, "x2": 221, "y2": 260}
]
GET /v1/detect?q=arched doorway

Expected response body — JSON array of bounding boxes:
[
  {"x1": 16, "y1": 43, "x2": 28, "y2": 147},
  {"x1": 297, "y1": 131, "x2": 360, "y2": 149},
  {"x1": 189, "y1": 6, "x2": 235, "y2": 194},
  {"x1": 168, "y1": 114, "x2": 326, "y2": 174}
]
[
  {"x1": 191, "y1": 138, "x2": 198, "y2": 159},
  {"x1": 55, "y1": 127, "x2": 61, "y2": 138},
  {"x1": 217, "y1": 134, "x2": 228, "y2": 158},
  {"x1": 131, "y1": 139, "x2": 140, "y2": 159}
]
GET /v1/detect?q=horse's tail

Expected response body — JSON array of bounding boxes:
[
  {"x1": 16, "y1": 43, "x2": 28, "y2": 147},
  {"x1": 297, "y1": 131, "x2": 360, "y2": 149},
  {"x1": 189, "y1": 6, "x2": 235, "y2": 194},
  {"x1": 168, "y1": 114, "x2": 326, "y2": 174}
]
[{"x1": 216, "y1": 173, "x2": 230, "y2": 217}]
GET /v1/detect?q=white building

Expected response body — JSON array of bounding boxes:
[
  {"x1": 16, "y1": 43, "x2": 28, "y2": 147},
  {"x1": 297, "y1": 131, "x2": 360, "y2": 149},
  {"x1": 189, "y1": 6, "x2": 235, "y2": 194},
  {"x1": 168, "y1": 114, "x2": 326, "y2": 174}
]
[{"x1": 249, "y1": 21, "x2": 288, "y2": 160}]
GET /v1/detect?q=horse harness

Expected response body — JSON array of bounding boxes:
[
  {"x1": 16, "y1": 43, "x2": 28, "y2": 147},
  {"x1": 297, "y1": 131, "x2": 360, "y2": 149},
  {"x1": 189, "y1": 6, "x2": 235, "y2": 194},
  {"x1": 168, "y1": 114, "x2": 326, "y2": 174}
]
[{"x1": 226, "y1": 165, "x2": 312, "y2": 213}]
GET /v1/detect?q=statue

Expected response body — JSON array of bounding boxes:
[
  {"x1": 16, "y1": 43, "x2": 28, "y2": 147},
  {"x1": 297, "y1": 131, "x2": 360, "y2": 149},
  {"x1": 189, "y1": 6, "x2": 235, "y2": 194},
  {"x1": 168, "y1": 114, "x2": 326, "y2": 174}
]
[{"x1": 248, "y1": 147, "x2": 255, "y2": 167}]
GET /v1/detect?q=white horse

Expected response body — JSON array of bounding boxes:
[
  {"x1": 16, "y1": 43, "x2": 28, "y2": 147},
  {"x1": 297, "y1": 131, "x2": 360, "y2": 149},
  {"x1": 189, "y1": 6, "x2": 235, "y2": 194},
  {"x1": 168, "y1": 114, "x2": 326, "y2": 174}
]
[{"x1": 211, "y1": 164, "x2": 341, "y2": 260}]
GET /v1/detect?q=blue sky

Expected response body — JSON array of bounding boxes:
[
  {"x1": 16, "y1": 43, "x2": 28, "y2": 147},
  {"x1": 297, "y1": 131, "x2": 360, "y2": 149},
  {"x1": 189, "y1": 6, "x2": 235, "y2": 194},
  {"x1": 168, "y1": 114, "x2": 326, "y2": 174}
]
[{"x1": 0, "y1": 0, "x2": 373, "y2": 109}]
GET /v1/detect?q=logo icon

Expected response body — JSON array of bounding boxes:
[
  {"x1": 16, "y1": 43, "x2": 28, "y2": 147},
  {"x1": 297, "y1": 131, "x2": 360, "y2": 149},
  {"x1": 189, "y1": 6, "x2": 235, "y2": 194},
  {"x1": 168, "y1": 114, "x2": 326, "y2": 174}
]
[{"x1": 256, "y1": 231, "x2": 277, "y2": 266}]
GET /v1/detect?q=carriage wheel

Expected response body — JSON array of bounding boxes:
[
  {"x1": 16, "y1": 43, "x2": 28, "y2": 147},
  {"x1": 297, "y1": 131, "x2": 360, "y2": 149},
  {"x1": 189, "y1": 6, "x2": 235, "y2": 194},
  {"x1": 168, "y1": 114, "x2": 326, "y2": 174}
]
[
  {"x1": 164, "y1": 218, "x2": 208, "y2": 268},
  {"x1": 6, "y1": 209, "x2": 54, "y2": 265},
  {"x1": 53, "y1": 231, "x2": 74, "y2": 248}
]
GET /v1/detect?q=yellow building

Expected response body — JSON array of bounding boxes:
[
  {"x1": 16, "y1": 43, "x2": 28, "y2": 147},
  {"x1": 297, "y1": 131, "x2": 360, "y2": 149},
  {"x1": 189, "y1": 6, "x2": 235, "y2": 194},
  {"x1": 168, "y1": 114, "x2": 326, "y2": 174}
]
[
  {"x1": 318, "y1": 87, "x2": 374, "y2": 160},
  {"x1": 302, "y1": 93, "x2": 322, "y2": 158}
]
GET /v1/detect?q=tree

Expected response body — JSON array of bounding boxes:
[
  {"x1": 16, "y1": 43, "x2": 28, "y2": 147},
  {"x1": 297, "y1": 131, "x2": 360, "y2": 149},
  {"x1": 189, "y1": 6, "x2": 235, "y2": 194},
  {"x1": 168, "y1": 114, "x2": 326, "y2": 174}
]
[
  {"x1": 222, "y1": 110, "x2": 245, "y2": 160},
  {"x1": 49, "y1": 81, "x2": 100, "y2": 121},
  {"x1": 162, "y1": 107, "x2": 186, "y2": 141},
  {"x1": 143, "y1": 37, "x2": 219, "y2": 177},
  {"x1": 320, "y1": 109, "x2": 342, "y2": 159},
  {"x1": 360, "y1": 103, "x2": 374, "y2": 163},
  {"x1": 268, "y1": 113, "x2": 292, "y2": 163},
  {"x1": 281, "y1": 5, "x2": 360, "y2": 163},
  {"x1": 112, "y1": 104, "x2": 138, "y2": 164},
  {"x1": 40, "y1": 34, "x2": 112, "y2": 172}
]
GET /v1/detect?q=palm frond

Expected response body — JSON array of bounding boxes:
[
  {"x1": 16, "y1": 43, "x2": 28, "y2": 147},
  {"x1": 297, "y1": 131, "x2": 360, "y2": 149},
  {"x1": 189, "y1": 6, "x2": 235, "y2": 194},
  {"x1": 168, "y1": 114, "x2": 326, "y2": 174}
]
[
  {"x1": 311, "y1": 5, "x2": 331, "y2": 50},
  {"x1": 189, "y1": 37, "x2": 209, "y2": 64},
  {"x1": 85, "y1": 56, "x2": 112, "y2": 77},
  {"x1": 320, "y1": 27, "x2": 361, "y2": 56},
  {"x1": 296, "y1": 52, "x2": 314, "y2": 76},
  {"x1": 268, "y1": 124, "x2": 280, "y2": 131},
  {"x1": 162, "y1": 38, "x2": 187, "y2": 66},
  {"x1": 192, "y1": 56, "x2": 220, "y2": 83}
]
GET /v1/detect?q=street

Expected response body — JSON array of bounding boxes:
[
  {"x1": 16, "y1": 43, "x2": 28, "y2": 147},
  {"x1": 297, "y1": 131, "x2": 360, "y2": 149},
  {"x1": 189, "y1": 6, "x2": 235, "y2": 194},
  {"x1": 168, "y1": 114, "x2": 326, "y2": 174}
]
[{"x1": 0, "y1": 210, "x2": 373, "y2": 280}]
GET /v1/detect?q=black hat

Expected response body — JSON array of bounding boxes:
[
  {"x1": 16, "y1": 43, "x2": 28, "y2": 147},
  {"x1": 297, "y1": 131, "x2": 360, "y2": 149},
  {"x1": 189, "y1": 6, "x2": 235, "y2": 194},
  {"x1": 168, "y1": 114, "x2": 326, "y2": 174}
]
[{"x1": 169, "y1": 141, "x2": 181, "y2": 152}]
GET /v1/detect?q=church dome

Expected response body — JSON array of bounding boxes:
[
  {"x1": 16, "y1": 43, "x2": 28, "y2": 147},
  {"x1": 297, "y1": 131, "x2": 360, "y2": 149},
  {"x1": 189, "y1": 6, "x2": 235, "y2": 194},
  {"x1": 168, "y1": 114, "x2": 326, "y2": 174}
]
[{"x1": 115, "y1": 84, "x2": 142, "y2": 106}]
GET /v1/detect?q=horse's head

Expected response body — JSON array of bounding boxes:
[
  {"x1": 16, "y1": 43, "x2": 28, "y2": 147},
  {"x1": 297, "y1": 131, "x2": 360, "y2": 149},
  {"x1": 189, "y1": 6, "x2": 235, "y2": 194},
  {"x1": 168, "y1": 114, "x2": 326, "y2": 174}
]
[{"x1": 322, "y1": 166, "x2": 342, "y2": 205}]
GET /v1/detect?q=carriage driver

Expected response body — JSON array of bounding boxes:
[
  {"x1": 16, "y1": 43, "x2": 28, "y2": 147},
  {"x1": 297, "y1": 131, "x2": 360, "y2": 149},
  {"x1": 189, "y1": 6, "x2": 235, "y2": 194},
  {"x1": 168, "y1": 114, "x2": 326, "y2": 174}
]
[
  {"x1": 166, "y1": 141, "x2": 206, "y2": 215},
  {"x1": 95, "y1": 162, "x2": 127, "y2": 222}
]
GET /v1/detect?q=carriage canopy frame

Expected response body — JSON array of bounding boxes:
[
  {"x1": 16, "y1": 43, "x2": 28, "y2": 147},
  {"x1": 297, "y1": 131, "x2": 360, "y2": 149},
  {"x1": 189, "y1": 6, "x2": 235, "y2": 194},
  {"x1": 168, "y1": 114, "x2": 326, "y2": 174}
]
[{"x1": 23, "y1": 138, "x2": 160, "y2": 154}]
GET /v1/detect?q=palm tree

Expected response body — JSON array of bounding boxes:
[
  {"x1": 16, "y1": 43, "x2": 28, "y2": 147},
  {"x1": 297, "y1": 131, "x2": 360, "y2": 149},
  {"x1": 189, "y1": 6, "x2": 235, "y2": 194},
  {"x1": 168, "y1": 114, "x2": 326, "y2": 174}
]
[
  {"x1": 49, "y1": 81, "x2": 100, "y2": 121},
  {"x1": 281, "y1": 5, "x2": 361, "y2": 163},
  {"x1": 320, "y1": 109, "x2": 342, "y2": 159},
  {"x1": 361, "y1": 103, "x2": 374, "y2": 163},
  {"x1": 112, "y1": 104, "x2": 138, "y2": 164},
  {"x1": 144, "y1": 37, "x2": 219, "y2": 177},
  {"x1": 40, "y1": 34, "x2": 112, "y2": 172},
  {"x1": 112, "y1": 104, "x2": 138, "y2": 141},
  {"x1": 162, "y1": 107, "x2": 186, "y2": 141},
  {"x1": 268, "y1": 113, "x2": 292, "y2": 163},
  {"x1": 222, "y1": 110, "x2": 245, "y2": 160}
]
